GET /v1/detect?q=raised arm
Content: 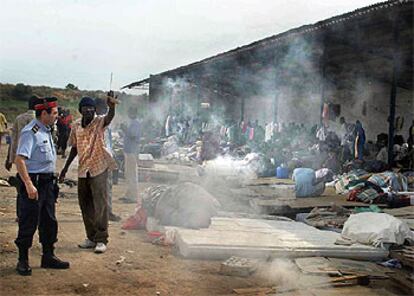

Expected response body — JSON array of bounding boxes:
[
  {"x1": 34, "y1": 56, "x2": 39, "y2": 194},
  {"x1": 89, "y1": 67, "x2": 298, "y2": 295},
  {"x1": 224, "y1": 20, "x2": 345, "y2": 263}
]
[{"x1": 103, "y1": 95, "x2": 116, "y2": 127}]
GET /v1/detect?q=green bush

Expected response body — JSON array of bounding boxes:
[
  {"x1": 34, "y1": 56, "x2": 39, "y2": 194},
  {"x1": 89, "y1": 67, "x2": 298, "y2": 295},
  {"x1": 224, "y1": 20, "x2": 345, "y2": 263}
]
[{"x1": 12, "y1": 83, "x2": 32, "y2": 101}]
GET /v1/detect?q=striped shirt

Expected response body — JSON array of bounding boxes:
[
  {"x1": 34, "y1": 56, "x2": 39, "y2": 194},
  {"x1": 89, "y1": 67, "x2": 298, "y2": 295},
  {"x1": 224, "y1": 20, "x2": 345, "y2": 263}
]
[{"x1": 69, "y1": 116, "x2": 117, "y2": 178}]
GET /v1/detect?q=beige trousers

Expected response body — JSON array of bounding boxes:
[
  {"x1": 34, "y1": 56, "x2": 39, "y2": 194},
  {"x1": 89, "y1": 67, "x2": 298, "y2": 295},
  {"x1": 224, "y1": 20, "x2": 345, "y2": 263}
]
[{"x1": 124, "y1": 153, "x2": 139, "y2": 202}]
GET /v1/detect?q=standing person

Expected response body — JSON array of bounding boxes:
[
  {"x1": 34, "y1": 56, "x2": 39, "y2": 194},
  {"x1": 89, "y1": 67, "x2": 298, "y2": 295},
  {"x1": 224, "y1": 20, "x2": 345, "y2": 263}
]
[
  {"x1": 14, "y1": 97, "x2": 69, "y2": 276},
  {"x1": 354, "y1": 120, "x2": 366, "y2": 161},
  {"x1": 0, "y1": 112, "x2": 8, "y2": 147},
  {"x1": 95, "y1": 98, "x2": 121, "y2": 221},
  {"x1": 59, "y1": 95, "x2": 117, "y2": 254},
  {"x1": 57, "y1": 109, "x2": 72, "y2": 158},
  {"x1": 5, "y1": 96, "x2": 37, "y2": 171},
  {"x1": 56, "y1": 107, "x2": 64, "y2": 154},
  {"x1": 199, "y1": 129, "x2": 220, "y2": 163},
  {"x1": 119, "y1": 107, "x2": 140, "y2": 204},
  {"x1": 339, "y1": 117, "x2": 354, "y2": 162}
]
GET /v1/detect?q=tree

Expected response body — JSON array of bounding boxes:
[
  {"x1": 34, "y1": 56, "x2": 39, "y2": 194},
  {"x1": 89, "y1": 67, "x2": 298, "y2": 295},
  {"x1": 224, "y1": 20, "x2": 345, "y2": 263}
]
[
  {"x1": 65, "y1": 83, "x2": 78, "y2": 90},
  {"x1": 12, "y1": 83, "x2": 32, "y2": 101}
]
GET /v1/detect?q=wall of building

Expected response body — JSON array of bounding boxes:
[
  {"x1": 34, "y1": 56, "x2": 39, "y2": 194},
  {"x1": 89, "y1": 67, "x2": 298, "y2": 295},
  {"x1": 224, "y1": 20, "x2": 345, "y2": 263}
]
[
  {"x1": 243, "y1": 86, "x2": 322, "y2": 127},
  {"x1": 326, "y1": 80, "x2": 413, "y2": 141},
  {"x1": 237, "y1": 78, "x2": 413, "y2": 142},
  {"x1": 150, "y1": 74, "x2": 412, "y2": 142}
]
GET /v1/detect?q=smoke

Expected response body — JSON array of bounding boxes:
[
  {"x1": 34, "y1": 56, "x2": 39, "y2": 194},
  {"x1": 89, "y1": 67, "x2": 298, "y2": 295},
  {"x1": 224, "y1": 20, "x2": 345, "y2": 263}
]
[
  {"x1": 254, "y1": 258, "x2": 333, "y2": 293},
  {"x1": 138, "y1": 22, "x2": 413, "y2": 143},
  {"x1": 201, "y1": 153, "x2": 270, "y2": 180},
  {"x1": 144, "y1": 34, "x2": 325, "y2": 131},
  {"x1": 256, "y1": 259, "x2": 301, "y2": 291}
]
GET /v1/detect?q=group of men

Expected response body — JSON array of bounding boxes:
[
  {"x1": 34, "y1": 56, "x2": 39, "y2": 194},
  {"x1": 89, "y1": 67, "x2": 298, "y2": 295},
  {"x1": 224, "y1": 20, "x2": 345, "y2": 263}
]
[{"x1": 4, "y1": 93, "x2": 141, "y2": 276}]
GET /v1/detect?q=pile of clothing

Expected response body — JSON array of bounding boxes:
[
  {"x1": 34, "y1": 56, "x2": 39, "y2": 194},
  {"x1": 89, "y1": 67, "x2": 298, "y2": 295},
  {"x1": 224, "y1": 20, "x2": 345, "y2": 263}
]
[
  {"x1": 123, "y1": 182, "x2": 221, "y2": 230},
  {"x1": 368, "y1": 171, "x2": 408, "y2": 192},
  {"x1": 152, "y1": 182, "x2": 221, "y2": 228},
  {"x1": 345, "y1": 171, "x2": 409, "y2": 205},
  {"x1": 335, "y1": 169, "x2": 369, "y2": 194},
  {"x1": 346, "y1": 179, "x2": 385, "y2": 203},
  {"x1": 161, "y1": 135, "x2": 180, "y2": 156}
]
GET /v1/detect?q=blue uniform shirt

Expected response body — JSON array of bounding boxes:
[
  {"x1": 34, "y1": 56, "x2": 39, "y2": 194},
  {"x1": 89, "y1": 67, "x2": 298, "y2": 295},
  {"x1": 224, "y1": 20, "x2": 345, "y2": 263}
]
[{"x1": 16, "y1": 119, "x2": 56, "y2": 173}]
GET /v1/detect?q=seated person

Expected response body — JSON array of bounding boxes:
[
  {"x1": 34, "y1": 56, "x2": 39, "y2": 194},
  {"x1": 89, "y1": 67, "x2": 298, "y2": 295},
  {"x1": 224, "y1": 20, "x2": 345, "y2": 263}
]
[{"x1": 292, "y1": 168, "x2": 325, "y2": 197}]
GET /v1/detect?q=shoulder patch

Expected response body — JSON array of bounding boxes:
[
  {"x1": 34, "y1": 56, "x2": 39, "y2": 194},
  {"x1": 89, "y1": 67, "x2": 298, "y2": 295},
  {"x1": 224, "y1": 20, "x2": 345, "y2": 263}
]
[{"x1": 31, "y1": 124, "x2": 39, "y2": 134}]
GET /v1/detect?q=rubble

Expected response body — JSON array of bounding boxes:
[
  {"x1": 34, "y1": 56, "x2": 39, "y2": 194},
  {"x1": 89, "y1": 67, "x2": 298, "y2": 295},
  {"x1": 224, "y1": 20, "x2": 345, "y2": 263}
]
[{"x1": 219, "y1": 256, "x2": 259, "y2": 277}]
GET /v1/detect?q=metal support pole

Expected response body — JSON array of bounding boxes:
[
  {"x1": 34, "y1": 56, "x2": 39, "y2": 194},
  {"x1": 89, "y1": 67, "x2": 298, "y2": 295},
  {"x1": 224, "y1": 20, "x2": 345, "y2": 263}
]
[{"x1": 387, "y1": 12, "x2": 401, "y2": 165}]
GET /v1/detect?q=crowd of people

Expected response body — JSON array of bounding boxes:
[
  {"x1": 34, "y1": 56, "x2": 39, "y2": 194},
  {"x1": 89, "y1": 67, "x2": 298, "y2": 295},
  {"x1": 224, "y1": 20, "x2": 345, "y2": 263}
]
[{"x1": 155, "y1": 107, "x2": 414, "y2": 174}]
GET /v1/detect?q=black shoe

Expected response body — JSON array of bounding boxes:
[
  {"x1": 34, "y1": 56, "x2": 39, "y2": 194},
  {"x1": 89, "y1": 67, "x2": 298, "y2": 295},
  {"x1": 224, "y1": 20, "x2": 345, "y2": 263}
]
[
  {"x1": 109, "y1": 212, "x2": 121, "y2": 222},
  {"x1": 16, "y1": 260, "x2": 32, "y2": 276},
  {"x1": 41, "y1": 255, "x2": 70, "y2": 269}
]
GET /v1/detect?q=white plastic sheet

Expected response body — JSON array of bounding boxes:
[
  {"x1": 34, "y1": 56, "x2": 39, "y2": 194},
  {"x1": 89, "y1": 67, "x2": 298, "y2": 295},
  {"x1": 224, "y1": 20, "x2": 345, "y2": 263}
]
[{"x1": 341, "y1": 212, "x2": 414, "y2": 248}]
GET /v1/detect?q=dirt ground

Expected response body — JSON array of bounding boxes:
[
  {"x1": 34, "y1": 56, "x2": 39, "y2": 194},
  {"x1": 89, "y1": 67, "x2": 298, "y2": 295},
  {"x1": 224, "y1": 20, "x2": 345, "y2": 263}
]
[
  {"x1": 0, "y1": 144, "x2": 272, "y2": 296},
  {"x1": 0, "y1": 144, "x2": 411, "y2": 296}
]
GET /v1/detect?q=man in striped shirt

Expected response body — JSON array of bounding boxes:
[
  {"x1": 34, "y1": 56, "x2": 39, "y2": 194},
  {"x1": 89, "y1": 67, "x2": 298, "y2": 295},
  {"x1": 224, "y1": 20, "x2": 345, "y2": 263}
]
[{"x1": 59, "y1": 95, "x2": 117, "y2": 254}]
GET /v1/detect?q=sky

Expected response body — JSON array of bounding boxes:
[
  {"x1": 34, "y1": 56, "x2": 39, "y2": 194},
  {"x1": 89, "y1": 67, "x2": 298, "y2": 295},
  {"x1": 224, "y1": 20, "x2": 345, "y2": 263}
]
[{"x1": 0, "y1": 0, "x2": 382, "y2": 92}]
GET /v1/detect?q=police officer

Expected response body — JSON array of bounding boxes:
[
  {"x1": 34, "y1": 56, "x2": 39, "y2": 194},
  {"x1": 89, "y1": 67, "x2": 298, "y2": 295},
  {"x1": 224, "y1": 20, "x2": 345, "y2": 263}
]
[{"x1": 14, "y1": 97, "x2": 70, "y2": 276}]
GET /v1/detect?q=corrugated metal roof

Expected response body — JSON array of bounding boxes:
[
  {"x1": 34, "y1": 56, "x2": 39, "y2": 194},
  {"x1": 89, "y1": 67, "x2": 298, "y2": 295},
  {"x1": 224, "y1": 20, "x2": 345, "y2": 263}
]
[{"x1": 123, "y1": 0, "x2": 412, "y2": 89}]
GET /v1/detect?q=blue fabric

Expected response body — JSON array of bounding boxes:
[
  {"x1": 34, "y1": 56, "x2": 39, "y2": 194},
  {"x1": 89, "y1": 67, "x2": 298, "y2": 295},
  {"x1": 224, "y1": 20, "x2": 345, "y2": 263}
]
[
  {"x1": 292, "y1": 168, "x2": 316, "y2": 197},
  {"x1": 123, "y1": 119, "x2": 140, "y2": 154},
  {"x1": 16, "y1": 119, "x2": 56, "y2": 173}
]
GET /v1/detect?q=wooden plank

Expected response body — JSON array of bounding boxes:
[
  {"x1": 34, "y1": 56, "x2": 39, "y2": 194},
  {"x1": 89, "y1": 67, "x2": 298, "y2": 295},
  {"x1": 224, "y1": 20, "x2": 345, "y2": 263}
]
[
  {"x1": 249, "y1": 185, "x2": 296, "y2": 200},
  {"x1": 295, "y1": 257, "x2": 341, "y2": 275},
  {"x1": 233, "y1": 287, "x2": 275, "y2": 295},
  {"x1": 243, "y1": 177, "x2": 294, "y2": 186},
  {"x1": 390, "y1": 246, "x2": 414, "y2": 269},
  {"x1": 309, "y1": 286, "x2": 395, "y2": 296},
  {"x1": 387, "y1": 271, "x2": 414, "y2": 293},
  {"x1": 277, "y1": 275, "x2": 370, "y2": 294},
  {"x1": 251, "y1": 196, "x2": 383, "y2": 210},
  {"x1": 383, "y1": 206, "x2": 414, "y2": 218},
  {"x1": 327, "y1": 258, "x2": 392, "y2": 278},
  {"x1": 295, "y1": 257, "x2": 392, "y2": 278},
  {"x1": 251, "y1": 185, "x2": 388, "y2": 211}
]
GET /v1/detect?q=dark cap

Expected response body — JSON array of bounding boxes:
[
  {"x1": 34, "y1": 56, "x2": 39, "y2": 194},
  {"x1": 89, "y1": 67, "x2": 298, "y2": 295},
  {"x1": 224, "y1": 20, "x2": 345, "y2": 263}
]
[
  {"x1": 28, "y1": 95, "x2": 40, "y2": 110},
  {"x1": 79, "y1": 97, "x2": 96, "y2": 112}
]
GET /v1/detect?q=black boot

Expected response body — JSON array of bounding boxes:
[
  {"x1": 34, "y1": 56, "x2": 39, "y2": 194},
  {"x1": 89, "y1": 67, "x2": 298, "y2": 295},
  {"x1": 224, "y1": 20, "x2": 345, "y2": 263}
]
[
  {"x1": 16, "y1": 248, "x2": 31, "y2": 276},
  {"x1": 41, "y1": 245, "x2": 70, "y2": 269}
]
